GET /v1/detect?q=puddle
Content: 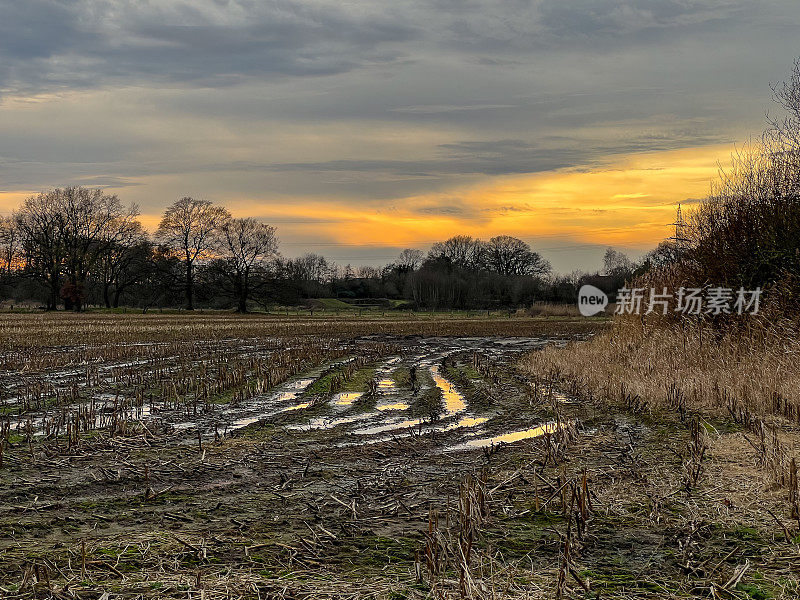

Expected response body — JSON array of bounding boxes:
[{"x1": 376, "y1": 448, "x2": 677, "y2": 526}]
[
  {"x1": 376, "y1": 402, "x2": 410, "y2": 411},
  {"x1": 286, "y1": 377, "x2": 316, "y2": 391},
  {"x1": 333, "y1": 362, "x2": 475, "y2": 440},
  {"x1": 351, "y1": 416, "x2": 423, "y2": 436},
  {"x1": 333, "y1": 391, "x2": 364, "y2": 406},
  {"x1": 348, "y1": 412, "x2": 489, "y2": 439},
  {"x1": 12, "y1": 340, "x2": 574, "y2": 448},
  {"x1": 223, "y1": 398, "x2": 313, "y2": 432},
  {"x1": 231, "y1": 415, "x2": 261, "y2": 429},
  {"x1": 341, "y1": 414, "x2": 490, "y2": 447},
  {"x1": 443, "y1": 415, "x2": 489, "y2": 431},
  {"x1": 377, "y1": 378, "x2": 397, "y2": 392},
  {"x1": 289, "y1": 411, "x2": 378, "y2": 431},
  {"x1": 281, "y1": 401, "x2": 312, "y2": 412},
  {"x1": 429, "y1": 364, "x2": 466, "y2": 415},
  {"x1": 451, "y1": 421, "x2": 564, "y2": 450},
  {"x1": 216, "y1": 375, "x2": 319, "y2": 432}
]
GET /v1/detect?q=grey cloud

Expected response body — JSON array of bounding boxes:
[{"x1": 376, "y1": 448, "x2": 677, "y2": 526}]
[
  {"x1": 0, "y1": 0, "x2": 418, "y2": 94},
  {"x1": 71, "y1": 176, "x2": 143, "y2": 189},
  {"x1": 538, "y1": 0, "x2": 748, "y2": 37},
  {"x1": 258, "y1": 131, "x2": 730, "y2": 178},
  {"x1": 390, "y1": 104, "x2": 518, "y2": 114},
  {"x1": 442, "y1": 0, "x2": 755, "y2": 53},
  {"x1": 0, "y1": 1, "x2": 87, "y2": 59},
  {"x1": 415, "y1": 204, "x2": 469, "y2": 215},
  {"x1": 0, "y1": 0, "x2": 775, "y2": 96}
]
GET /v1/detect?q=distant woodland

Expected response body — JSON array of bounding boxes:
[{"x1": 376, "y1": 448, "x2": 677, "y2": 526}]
[{"x1": 0, "y1": 192, "x2": 647, "y2": 312}]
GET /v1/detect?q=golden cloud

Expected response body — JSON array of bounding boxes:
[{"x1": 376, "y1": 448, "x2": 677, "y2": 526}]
[
  {"x1": 207, "y1": 144, "x2": 732, "y2": 250},
  {"x1": 1, "y1": 144, "x2": 731, "y2": 254}
]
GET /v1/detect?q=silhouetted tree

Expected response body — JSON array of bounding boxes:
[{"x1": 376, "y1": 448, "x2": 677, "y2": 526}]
[
  {"x1": 0, "y1": 216, "x2": 20, "y2": 278},
  {"x1": 217, "y1": 217, "x2": 278, "y2": 312},
  {"x1": 395, "y1": 248, "x2": 424, "y2": 271},
  {"x1": 100, "y1": 239, "x2": 153, "y2": 308},
  {"x1": 156, "y1": 197, "x2": 230, "y2": 310},
  {"x1": 603, "y1": 247, "x2": 635, "y2": 277},
  {"x1": 15, "y1": 187, "x2": 139, "y2": 310},
  {"x1": 427, "y1": 235, "x2": 485, "y2": 270},
  {"x1": 484, "y1": 235, "x2": 550, "y2": 276}
]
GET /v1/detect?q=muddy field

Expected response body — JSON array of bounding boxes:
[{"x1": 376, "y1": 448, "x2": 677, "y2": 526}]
[{"x1": 0, "y1": 314, "x2": 797, "y2": 599}]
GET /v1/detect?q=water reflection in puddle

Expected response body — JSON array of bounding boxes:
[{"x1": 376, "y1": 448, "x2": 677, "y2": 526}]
[
  {"x1": 333, "y1": 391, "x2": 364, "y2": 407},
  {"x1": 290, "y1": 411, "x2": 377, "y2": 431},
  {"x1": 231, "y1": 415, "x2": 260, "y2": 429},
  {"x1": 229, "y1": 400, "x2": 313, "y2": 430},
  {"x1": 452, "y1": 421, "x2": 563, "y2": 450},
  {"x1": 189, "y1": 344, "x2": 572, "y2": 447},
  {"x1": 282, "y1": 401, "x2": 311, "y2": 412},
  {"x1": 343, "y1": 414, "x2": 490, "y2": 446},
  {"x1": 376, "y1": 401, "x2": 410, "y2": 411},
  {"x1": 349, "y1": 413, "x2": 489, "y2": 439},
  {"x1": 352, "y1": 417, "x2": 421, "y2": 436},
  {"x1": 444, "y1": 416, "x2": 489, "y2": 431},
  {"x1": 220, "y1": 375, "x2": 319, "y2": 432},
  {"x1": 286, "y1": 378, "x2": 316, "y2": 391},
  {"x1": 377, "y1": 378, "x2": 397, "y2": 392},
  {"x1": 429, "y1": 364, "x2": 466, "y2": 415}
]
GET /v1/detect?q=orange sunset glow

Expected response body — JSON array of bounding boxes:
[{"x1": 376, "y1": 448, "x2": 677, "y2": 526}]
[
  {"x1": 0, "y1": 143, "x2": 742, "y2": 270},
  {"x1": 125, "y1": 144, "x2": 730, "y2": 262}
]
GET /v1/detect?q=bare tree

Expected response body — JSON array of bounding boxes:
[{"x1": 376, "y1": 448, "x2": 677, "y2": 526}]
[
  {"x1": 156, "y1": 197, "x2": 230, "y2": 310},
  {"x1": 603, "y1": 247, "x2": 635, "y2": 277},
  {"x1": 281, "y1": 253, "x2": 332, "y2": 283},
  {"x1": 16, "y1": 194, "x2": 66, "y2": 309},
  {"x1": 218, "y1": 217, "x2": 278, "y2": 312},
  {"x1": 357, "y1": 265, "x2": 380, "y2": 279},
  {"x1": 768, "y1": 56, "x2": 800, "y2": 152},
  {"x1": 484, "y1": 235, "x2": 550, "y2": 276},
  {"x1": 677, "y1": 58, "x2": 800, "y2": 295},
  {"x1": 643, "y1": 241, "x2": 680, "y2": 270},
  {"x1": 62, "y1": 189, "x2": 140, "y2": 310},
  {"x1": 0, "y1": 216, "x2": 20, "y2": 278},
  {"x1": 16, "y1": 187, "x2": 139, "y2": 310},
  {"x1": 98, "y1": 221, "x2": 149, "y2": 308},
  {"x1": 395, "y1": 248, "x2": 424, "y2": 271},
  {"x1": 427, "y1": 235, "x2": 485, "y2": 270}
]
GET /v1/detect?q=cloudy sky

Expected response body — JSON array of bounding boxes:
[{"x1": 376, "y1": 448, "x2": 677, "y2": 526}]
[{"x1": 0, "y1": 1, "x2": 797, "y2": 272}]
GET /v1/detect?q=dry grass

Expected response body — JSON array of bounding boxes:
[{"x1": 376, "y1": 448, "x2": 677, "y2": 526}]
[
  {"x1": 516, "y1": 313, "x2": 800, "y2": 598},
  {"x1": 524, "y1": 303, "x2": 582, "y2": 318},
  {"x1": 520, "y1": 315, "x2": 800, "y2": 424}
]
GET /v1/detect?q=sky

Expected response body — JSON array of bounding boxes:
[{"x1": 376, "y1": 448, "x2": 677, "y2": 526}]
[{"x1": 0, "y1": 1, "x2": 798, "y2": 273}]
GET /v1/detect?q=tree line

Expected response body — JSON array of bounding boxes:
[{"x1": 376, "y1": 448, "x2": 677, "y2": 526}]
[
  {"x1": 0, "y1": 192, "x2": 279, "y2": 312},
  {"x1": 1, "y1": 190, "x2": 628, "y2": 312}
]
